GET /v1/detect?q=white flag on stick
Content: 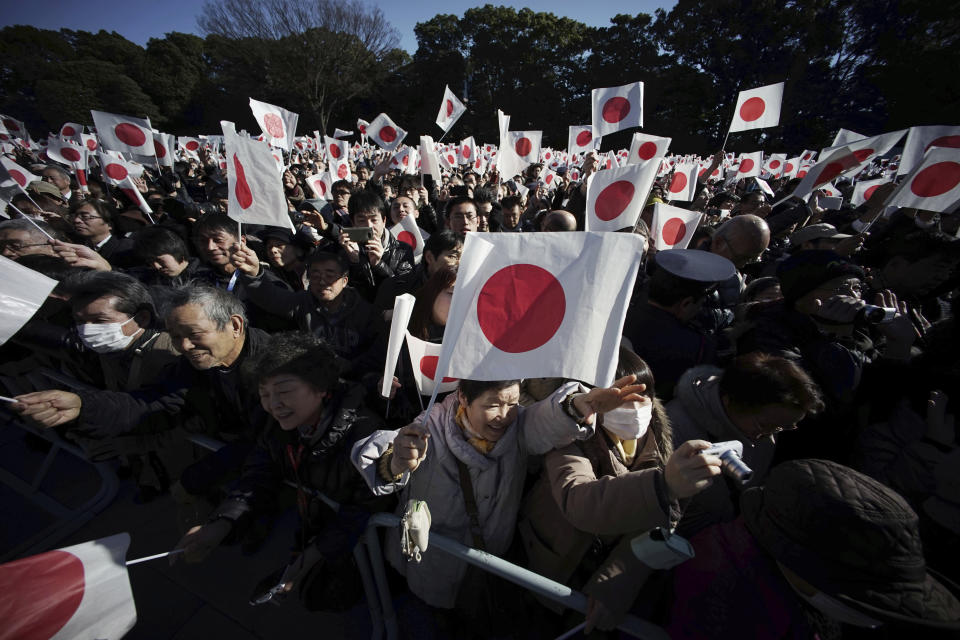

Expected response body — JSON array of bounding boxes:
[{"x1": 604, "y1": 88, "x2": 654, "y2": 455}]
[
  {"x1": 850, "y1": 177, "x2": 891, "y2": 207},
  {"x1": 898, "y1": 125, "x2": 960, "y2": 177},
  {"x1": 568, "y1": 125, "x2": 597, "y2": 155},
  {"x1": 420, "y1": 136, "x2": 441, "y2": 180},
  {"x1": 728, "y1": 82, "x2": 784, "y2": 133},
  {"x1": 0, "y1": 255, "x2": 58, "y2": 346},
  {"x1": 249, "y1": 98, "x2": 298, "y2": 151},
  {"x1": 736, "y1": 151, "x2": 763, "y2": 179},
  {"x1": 152, "y1": 132, "x2": 176, "y2": 168},
  {"x1": 592, "y1": 81, "x2": 644, "y2": 137},
  {"x1": 885, "y1": 147, "x2": 960, "y2": 214},
  {"x1": 367, "y1": 113, "x2": 407, "y2": 152},
  {"x1": 627, "y1": 132, "x2": 671, "y2": 166},
  {"x1": 390, "y1": 214, "x2": 424, "y2": 263},
  {"x1": 665, "y1": 163, "x2": 699, "y2": 202},
  {"x1": 91, "y1": 110, "x2": 154, "y2": 157},
  {"x1": 406, "y1": 333, "x2": 459, "y2": 396},
  {"x1": 651, "y1": 203, "x2": 702, "y2": 250},
  {"x1": 305, "y1": 172, "x2": 333, "y2": 200},
  {"x1": 436, "y1": 85, "x2": 467, "y2": 133},
  {"x1": 381, "y1": 294, "x2": 416, "y2": 398},
  {"x1": 222, "y1": 121, "x2": 293, "y2": 230},
  {"x1": 585, "y1": 161, "x2": 659, "y2": 231}
]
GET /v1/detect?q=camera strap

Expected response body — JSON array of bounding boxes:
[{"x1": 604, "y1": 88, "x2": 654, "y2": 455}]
[{"x1": 456, "y1": 459, "x2": 486, "y2": 551}]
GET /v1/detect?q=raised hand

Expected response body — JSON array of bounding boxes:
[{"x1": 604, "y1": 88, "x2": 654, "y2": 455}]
[{"x1": 389, "y1": 422, "x2": 430, "y2": 476}]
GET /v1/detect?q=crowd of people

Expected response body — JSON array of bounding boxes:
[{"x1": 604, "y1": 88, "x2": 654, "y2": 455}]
[{"x1": 2, "y1": 132, "x2": 959, "y2": 639}]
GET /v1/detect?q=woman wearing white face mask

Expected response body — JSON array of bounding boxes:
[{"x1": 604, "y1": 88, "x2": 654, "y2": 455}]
[{"x1": 518, "y1": 347, "x2": 723, "y2": 634}]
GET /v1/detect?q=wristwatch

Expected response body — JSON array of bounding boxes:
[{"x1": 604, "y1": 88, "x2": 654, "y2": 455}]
[{"x1": 562, "y1": 393, "x2": 588, "y2": 424}]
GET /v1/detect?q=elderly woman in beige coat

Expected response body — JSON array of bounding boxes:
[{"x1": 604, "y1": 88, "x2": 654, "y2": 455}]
[{"x1": 519, "y1": 348, "x2": 723, "y2": 633}]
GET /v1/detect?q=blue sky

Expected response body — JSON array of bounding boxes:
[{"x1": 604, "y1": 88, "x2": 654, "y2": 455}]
[{"x1": 2, "y1": 0, "x2": 676, "y2": 53}]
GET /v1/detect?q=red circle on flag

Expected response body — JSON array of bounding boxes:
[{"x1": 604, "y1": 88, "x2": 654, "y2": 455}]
[
  {"x1": 864, "y1": 185, "x2": 881, "y2": 201},
  {"x1": 185, "y1": 140, "x2": 200, "y2": 151},
  {"x1": 330, "y1": 144, "x2": 342, "y2": 159},
  {"x1": 263, "y1": 113, "x2": 285, "y2": 139},
  {"x1": 662, "y1": 218, "x2": 687, "y2": 246},
  {"x1": 544, "y1": 151, "x2": 552, "y2": 160},
  {"x1": 475, "y1": 158, "x2": 482, "y2": 169},
  {"x1": 815, "y1": 162, "x2": 845, "y2": 185},
  {"x1": 926, "y1": 135, "x2": 960, "y2": 152},
  {"x1": 114, "y1": 123, "x2": 146, "y2": 147},
  {"x1": 9, "y1": 169, "x2": 26, "y2": 186},
  {"x1": 637, "y1": 142, "x2": 657, "y2": 160},
  {"x1": 739, "y1": 159, "x2": 755, "y2": 173},
  {"x1": 803, "y1": 152, "x2": 812, "y2": 160},
  {"x1": 545, "y1": 174, "x2": 554, "y2": 185},
  {"x1": 397, "y1": 230, "x2": 417, "y2": 249},
  {"x1": 852, "y1": 148, "x2": 874, "y2": 162},
  {"x1": 909, "y1": 161, "x2": 960, "y2": 197},
  {"x1": 61, "y1": 147, "x2": 82, "y2": 162},
  {"x1": 0, "y1": 133, "x2": 7, "y2": 141},
  {"x1": 0, "y1": 550, "x2": 85, "y2": 639},
  {"x1": 576, "y1": 130, "x2": 593, "y2": 146},
  {"x1": 669, "y1": 172, "x2": 688, "y2": 193},
  {"x1": 379, "y1": 126, "x2": 398, "y2": 143},
  {"x1": 105, "y1": 163, "x2": 128, "y2": 181},
  {"x1": 420, "y1": 355, "x2": 457, "y2": 382},
  {"x1": 62, "y1": 125, "x2": 76, "y2": 136},
  {"x1": 85, "y1": 138, "x2": 97, "y2": 150},
  {"x1": 595, "y1": 180, "x2": 636, "y2": 221},
  {"x1": 602, "y1": 97, "x2": 631, "y2": 124},
  {"x1": 2, "y1": 117, "x2": 19, "y2": 131},
  {"x1": 315, "y1": 179, "x2": 327, "y2": 196},
  {"x1": 797, "y1": 170, "x2": 808, "y2": 178},
  {"x1": 233, "y1": 154, "x2": 253, "y2": 209},
  {"x1": 769, "y1": 159, "x2": 781, "y2": 169},
  {"x1": 153, "y1": 140, "x2": 166, "y2": 158},
  {"x1": 515, "y1": 137, "x2": 532, "y2": 157},
  {"x1": 784, "y1": 162, "x2": 794, "y2": 173},
  {"x1": 447, "y1": 154, "x2": 456, "y2": 165},
  {"x1": 477, "y1": 264, "x2": 566, "y2": 353},
  {"x1": 337, "y1": 164, "x2": 349, "y2": 179},
  {"x1": 445, "y1": 99, "x2": 454, "y2": 117},
  {"x1": 739, "y1": 97, "x2": 766, "y2": 122},
  {"x1": 402, "y1": 155, "x2": 410, "y2": 166}
]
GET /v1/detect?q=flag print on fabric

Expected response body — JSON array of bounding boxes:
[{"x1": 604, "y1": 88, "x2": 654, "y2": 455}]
[
  {"x1": 90, "y1": 110, "x2": 154, "y2": 157},
  {"x1": 367, "y1": 113, "x2": 407, "y2": 152},
  {"x1": 627, "y1": 132, "x2": 671, "y2": 166},
  {"x1": 324, "y1": 136, "x2": 352, "y2": 181},
  {"x1": 898, "y1": 125, "x2": 960, "y2": 177},
  {"x1": 849, "y1": 177, "x2": 891, "y2": 207},
  {"x1": 0, "y1": 157, "x2": 39, "y2": 190},
  {"x1": 585, "y1": 161, "x2": 660, "y2": 232},
  {"x1": 763, "y1": 153, "x2": 787, "y2": 177},
  {"x1": 305, "y1": 172, "x2": 333, "y2": 200},
  {"x1": 390, "y1": 212, "x2": 425, "y2": 264},
  {"x1": 885, "y1": 147, "x2": 960, "y2": 213},
  {"x1": 0, "y1": 533, "x2": 136, "y2": 640},
  {"x1": 152, "y1": 132, "x2": 176, "y2": 168},
  {"x1": 736, "y1": 151, "x2": 763, "y2": 179},
  {"x1": 651, "y1": 203, "x2": 703, "y2": 250},
  {"x1": 592, "y1": 81, "x2": 644, "y2": 137},
  {"x1": 728, "y1": 82, "x2": 784, "y2": 133},
  {"x1": 407, "y1": 333, "x2": 459, "y2": 395},
  {"x1": 568, "y1": 125, "x2": 597, "y2": 154},
  {"x1": 436, "y1": 232, "x2": 644, "y2": 387},
  {"x1": 666, "y1": 163, "x2": 698, "y2": 202},
  {"x1": 435, "y1": 85, "x2": 467, "y2": 133},
  {"x1": 249, "y1": 98, "x2": 298, "y2": 151},
  {"x1": 509, "y1": 131, "x2": 542, "y2": 167},
  {"x1": 222, "y1": 121, "x2": 292, "y2": 230}
]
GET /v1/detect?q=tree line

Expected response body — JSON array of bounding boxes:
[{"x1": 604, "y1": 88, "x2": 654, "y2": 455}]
[{"x1": 1, "y1": 0, "x2": 956, "y2": 154}]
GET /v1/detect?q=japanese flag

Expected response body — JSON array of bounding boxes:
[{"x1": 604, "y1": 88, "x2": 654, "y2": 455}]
[
  {"x1": 249, "y1": 98, "x2": 298, "y2": 151},
  {"x1": 727, "y1": 82, "x2": 784, "y2": 133},
  {"x1": 800, "y1": 149, "x2": 818, "y2": 164},
  {"x1": 177, "y1": 136, "x2": 202, "y2": 160},
  {"x1": 305, "y1": 172, "x2": 333, "y2": 200},
  {"x1": 763, "y1": 153, "x2": 787, "y2": 177},
  {"x1": 885, "y1": 147, "x2": 960, "y2": 213},
  {"x1": 592, "y1": 81, "x2": 644, "y2": 137},
  {"x1": 459, "y1": 136, "x2": 477, "y2": 165},
  {"x1": 829, "y1": 129, "x2": 866, "y2": 149},
  {"x1": 782, "y1": 156, "x2": 801, "y2": 179},
  {"x1": 736, "y1": 151, "x2": 763, "y2": 179},
  {"x1": 439, "y1": 147, "x2": 459, "y2": 171},
  {"x1": 367, "y1": 113, "x2": 407, "y2": 152},
  {"x1": 420, "y1": 136, "x2": 441, "y2": 180},
  {"x1": 333, "y1": 128, "x2": 353, "y2": 139},
  {"x1": 80, "y1": 134, "x2": 98, "y2": 153},
  {"x1": 568, "y1": 125, "x2": 597, "y2": 154},
  {"x1": 472, "y1": 153, "x2": 487, "y2": 175},
  {"x1": 46, "y1": 135, "x2": 87, "y2": 170},
  {"x1": 59, "y1": 122, "x2": 84, "y2": 141},
  {"x1": 542, "y1": 169, "x2": 560, "y2": 190},
  {"x1": 357, "y1": 118, "x2": 370, "y2": 139},
  {"x1": 0, "y1": 156, "x2": 39, "y2": 189},
  {"x1": 390, "y1": 146, "x2": 416, "y2": 174},
  {"x1": 324, "y1": 136, "x2": 352, "y2": 182},
  {"x1": 435, "y1": 232, "x2": 643, "y2": 387},
  {"x1": 666, "y1": 163, "x2": 698, "y2": 202},
  {"x1": 898, "y1": 125, "x2": 960, "y2": 177},
  {"x1": 791, "y1": 131, "x2": 906, "y2": 201},
  {"x1": 651, "y1": 203, "x2": 703, "y2": 250},
  {"x1": 0, "y1": 114, "x2": 28, "y2": 140},
  {"x1": 818, "y1": 129, "x2": 906, "y2": 169},
  {"x1": 627, "y1": 132, "x2": 671, "y2": 166},
  {"x1": 585, "y1": 160, "x2": 660, "y2": 232},
  {"x1": 98, "y1": 151, "x2": 144, "y2": 185},
  {"x1": 152, "y1": 132, "x2": 175, "y2": 168},
  {"x1": 390, "y1": 213, "x2": 424, "y2": 263},
  {"x1": 222, "y1": 120, "x2": 293, "y2": 230},
  {"x1": 91, "y1": 110, "x2": 154, "y2": 156},
  {"x1": 755, "y1": 177, "x2": 775, "y2": 199},
  {"x1": 407, "y1": 333, "x2": 459, "y2": 395},
  {"x1": 849, "y1": 177, "x2": 890, "y2": 207},
  {"x1": 0, "y1": 533, "x2": 135, "y2": 640},
  {"x1": 436, "y1": 85, "x2": 467, "y2": 133},
  {"x1": 509, "y1": 131, "x2": 542, "y2": 167}
]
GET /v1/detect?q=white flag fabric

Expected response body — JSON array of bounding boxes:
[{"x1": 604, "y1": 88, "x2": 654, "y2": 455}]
[
  {"x1": 324, "y1": 136, "x2": 352, "y2": 182},
  {"x1": 305, "y1": 172, "x2": 332, "y2": 200},
  {"x1": 792, "y1": 130, "x2": 907, "y2": 201},
  {"x1": 508, "y1": 131, "x2": 542, "y2": 168},
  {"x1": 627, "y1": 132, "x2": 671, "y2": 166},
  {"x1": 249, "y1": 98, "x2": 298, "y2": 151},
  {"x1": 850, "y1": 177, "x2": 891, "y2": 207},
  {"x1": 438, "y1": 147, "x2": 459, "y2": 172},
  {"x1": 420, "y1": 136, "x2": 441, "y2": 180},
  {"x1": 818, "y1": 129, "x2": 906, "y2": 168},
  {"x1": 435, "y1": 232, "x2": 643, "y2": 387},
  {"x1": 755, "y1": 177, "x2": 775, "y2": 199},
  {"x1": 367, "y1": 113, "x2": 407, "y2": 152},
  {"x1": 97, "y1": 151, "x2": 144, "y2": 185},
  {"x1": 830, "y1": 128, "x2": 867, "y2": 149},
  {"x1": 222, "y1": 121, "x2": 292, "y2": 230},
  {"x1": 45, "y1": 136, "x2": 87, "y2": 171},
  {"x1": 763, "y1": 153, "x2": 787, "y2": 177},
  {"x1": 59, "y1": 122, "x2": 84, "y2": 141},
  {"x1": 0, "y1": 532, "x2": 135, "y2": 639},
  {"x1": 666, "y1": 163, "x2": 698, "y2": 202},
  {"x1": 585, "y1": 161, "x2": 659, "y2": 232},
  {"x1": 568, "y1": 125, "x2": 597, "y2": 154},
  {"x1": 783, "y1": 156, "x2": 801, "y2": 179},
  {"x1": 736, "y1": 151, "x2": 763, "y2": 179},
  {"x1": 651, "y1": 203, "x2": 703, "y2": 251},
  {"x1": 885, "y1": 147, "x2": 960, "y2": 213},
  {"x1": 0, "y1": 255, "x2": 58, "y2": 345},
  {"x1": 0, "y1": 156, "x2": 39, "y2": 189},
  {"x1": 357, "y1": 118, "x2": 370, "y2": 140},
  {"x1": 459, "y1": 137, "x2": 477, "y2": 166},
  {"x1": 390, "y1": 214, "x2": 424, "y2": 263},
  {"x1": 80, "y1": 134, "x2": 98, "y2": 153},
  {"x1": 436, "y1": 85, "x2": 467, "y2": 133},
  {"x1": 728, "y1": 82, "x2": 784, "y2": 133},
  {"x1": 542, "y1": 169, "x2": 560, "y2": 189},
  {"x1": 177, "y1": 136, "x2": 202, "y2": 161},
  {"x1": 592, "y1": 81, "x2": 644, "y2": 137},
  {"x1": 152, "y1": 132, "x2": 175, "y2": 168},
  {"x1": 91, "y1": 110, "x2": 154, "y2": 156},
  {"x1": 333, "y1": 128, "x2": 353, "y2": 139},
  {"x1": 381, "y1": 294, "x2": 416, "y2": 398},
  {"x1": 407, "y1": 333, "x2": 459, "y2": 395},
  {"x1": 898, "y1": 125, "x2": 960, "y2": 177}
]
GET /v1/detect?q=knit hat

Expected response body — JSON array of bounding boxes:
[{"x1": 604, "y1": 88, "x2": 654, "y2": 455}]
[
  {"x1": 776, "y1": 249, "x2": 864, "y2": 304},
  {"x1": 741, "y1": 459, "x2": 960, "y2": 629}
]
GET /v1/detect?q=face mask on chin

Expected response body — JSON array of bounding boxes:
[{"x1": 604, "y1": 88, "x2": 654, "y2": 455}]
[
  {"x1": 77, "y1": 316, "x2": 139, "y2": 353},
  {"x1": 602, "y1": 402, "x2": 653, "y2": 441}
]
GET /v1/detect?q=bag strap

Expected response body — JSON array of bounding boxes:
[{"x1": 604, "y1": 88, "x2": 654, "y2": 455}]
[{"x1": 455, "y1": 458, "x2": 486, "y2": 551}]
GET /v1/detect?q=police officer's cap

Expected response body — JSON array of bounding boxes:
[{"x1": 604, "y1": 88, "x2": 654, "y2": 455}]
[{"x1": 654, "y1": 249, "x2": 736, "y2": 284}]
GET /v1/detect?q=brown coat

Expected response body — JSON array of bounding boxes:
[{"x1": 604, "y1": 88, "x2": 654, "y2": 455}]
[{"x1": 519, "y1": 399, "x2": 678, "y2": 618}]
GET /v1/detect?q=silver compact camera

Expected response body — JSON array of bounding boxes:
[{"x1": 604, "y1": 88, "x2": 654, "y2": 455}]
[{"x1": 701, "y1": 440, "x2": 753, "y2": 484}]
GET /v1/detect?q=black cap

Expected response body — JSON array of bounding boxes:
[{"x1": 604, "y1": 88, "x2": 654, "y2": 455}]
[{"x1": 654, "y1": 249, "x2": 736, "y2": 283}]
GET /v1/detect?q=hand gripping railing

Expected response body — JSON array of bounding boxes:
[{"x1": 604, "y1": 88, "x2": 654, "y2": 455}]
[{"x1": 356, "y1": 512, "x2": 670, "y2": 640}]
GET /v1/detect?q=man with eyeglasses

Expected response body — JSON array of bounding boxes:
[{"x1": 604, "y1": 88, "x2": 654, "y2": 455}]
[
  {"x1": 69, "y1": 200, "x2": 134, "y2": 266},
  {"x1": 340, "y1": 190, "x2": 414, "y2": 302},
  {"x1": 0, "y1": 218, "x2": 60, "y2": 259},
  {"x1": 319, "y1": 180, "x2": 353, "y2": 227},
  {"x1": 444, "y1": 195, "x2": 479, "y2": 236}
]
